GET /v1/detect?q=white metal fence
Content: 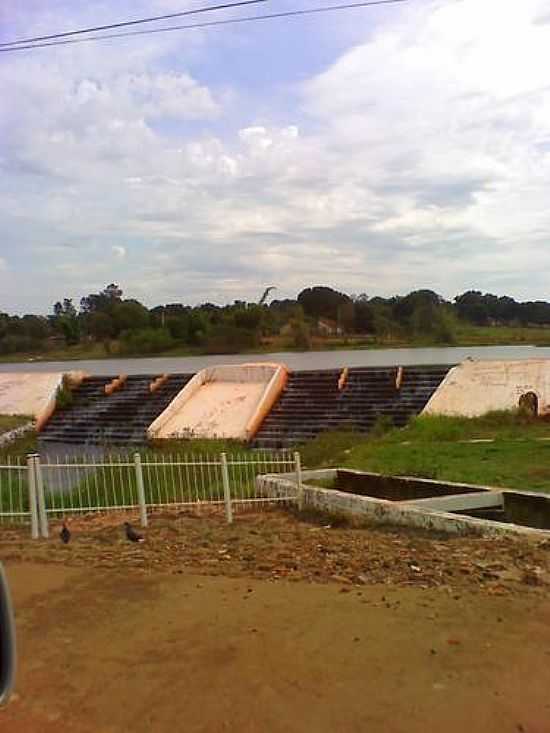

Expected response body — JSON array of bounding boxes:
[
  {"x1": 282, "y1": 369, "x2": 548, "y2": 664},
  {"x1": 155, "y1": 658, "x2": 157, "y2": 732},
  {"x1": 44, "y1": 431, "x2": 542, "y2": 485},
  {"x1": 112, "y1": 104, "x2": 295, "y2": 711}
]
[
  {"x1": 0, "y1": 450, "x2": 300, "y2": 538},
  {"x1": 0, "y1": 456, "x2": 33, "y2": 525}
]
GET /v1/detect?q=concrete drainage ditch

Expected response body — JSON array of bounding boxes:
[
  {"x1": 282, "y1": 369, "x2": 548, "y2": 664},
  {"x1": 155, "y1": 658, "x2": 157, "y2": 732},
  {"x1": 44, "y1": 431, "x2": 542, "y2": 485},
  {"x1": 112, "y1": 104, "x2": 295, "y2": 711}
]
[{"x1": 256, "y1": 468, "x2": 550, "y2": 538}]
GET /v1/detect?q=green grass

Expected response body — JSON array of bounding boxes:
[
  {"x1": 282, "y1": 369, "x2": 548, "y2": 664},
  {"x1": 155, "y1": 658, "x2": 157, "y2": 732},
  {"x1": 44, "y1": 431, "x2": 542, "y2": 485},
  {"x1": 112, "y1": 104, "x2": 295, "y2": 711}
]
[
  {"x1": 344, "y1": 439, "x2": 550, "y2": 492},
  {"x1": 40, "y1": 445, "x2": 291, "y2": 513},
  {"x1": 453, "y1": 323, "x2": 550, "y2": 346},
  {"x1": 384, "y1": 411, "x2": 550, "y2": 442},
  {"x1": 0, "y1": 418, "x2": 36, "y2": 511},
  {"x1": 0, "y1": 415, "x2": 32, "y2": 435},
  {"x1": 0, "y1": 434, "x2": 272, "y2": 515},
  {"x1": 299, "y1": 413, "x2": 550, "y2": 494},
  {"x1": 0, "y1": 431, "x2": 38, "y2": 460}
]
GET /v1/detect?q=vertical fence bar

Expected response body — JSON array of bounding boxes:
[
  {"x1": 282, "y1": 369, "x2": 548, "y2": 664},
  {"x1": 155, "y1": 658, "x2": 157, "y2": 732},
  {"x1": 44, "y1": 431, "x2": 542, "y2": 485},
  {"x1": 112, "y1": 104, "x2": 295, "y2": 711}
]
[
  {"x1": 33, "y1": 455, "x2": 49, "y2": 538},
  {"x1": 17, "y1": 457, "x2": 24, "y2": 522},
  {"x1": 294, "y1": 451, "x2": 303, "y2": 511},
  {"x1": 220, "y1": 452, "x2": 233, "y2": 524},
  {"x1": 26, "y1": 455, "x2": 39, "y2": 539},
  {"x1": 7, "y1": 456, "x2": 13, "y2": 517},
  {"x1": 75, "y1": 455, "x2": 84, "y2": 512},
  {"x1": 84, "y1": 452, "x2": 92, "y2": 511},
  {"x1": 134, "y1": 453, "x2": 148, "y2": 528}
]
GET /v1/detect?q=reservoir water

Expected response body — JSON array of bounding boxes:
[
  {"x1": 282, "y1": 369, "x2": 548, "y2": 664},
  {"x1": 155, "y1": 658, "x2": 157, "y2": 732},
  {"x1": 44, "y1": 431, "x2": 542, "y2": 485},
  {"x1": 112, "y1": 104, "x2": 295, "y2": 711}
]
[{"x1": 0, "y1": 344, "x2": 547, "y2": 375}]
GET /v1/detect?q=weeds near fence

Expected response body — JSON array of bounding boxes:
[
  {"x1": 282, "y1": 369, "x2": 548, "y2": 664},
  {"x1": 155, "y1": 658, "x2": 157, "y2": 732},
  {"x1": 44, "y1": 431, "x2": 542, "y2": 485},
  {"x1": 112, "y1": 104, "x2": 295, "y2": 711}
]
[
  {"x1": 41, "y1": 451, "x2": 295, "y2": 513},
  {"x1": 0, "y1": 456, "x2": 30, "y2": 520},
  {"x1": 0, "y1": 450, "x2": 298, "y2": 534}
]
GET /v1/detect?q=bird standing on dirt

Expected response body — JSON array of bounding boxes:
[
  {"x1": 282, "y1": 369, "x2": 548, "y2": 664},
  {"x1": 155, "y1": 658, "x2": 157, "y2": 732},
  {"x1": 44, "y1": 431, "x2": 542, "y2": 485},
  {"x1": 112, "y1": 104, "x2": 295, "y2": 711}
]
[
  {"x1": 60, "y1": 520, "x2": 71, "y2": 544},
  {"x1": 124, "y1": 522, "x2": 144, "y2": 543}
]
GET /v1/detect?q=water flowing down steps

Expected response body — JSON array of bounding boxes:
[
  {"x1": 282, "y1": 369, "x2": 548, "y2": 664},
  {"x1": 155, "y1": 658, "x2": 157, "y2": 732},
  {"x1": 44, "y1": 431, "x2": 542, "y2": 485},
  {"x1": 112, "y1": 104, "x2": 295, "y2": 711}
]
[
  {"x1": 39, "y1": 373, "x2": 194, "y2": 445},
  {"x1": 253, "y1": 365, "x2": 452, "y2": 448},
  {"x1": 38, "y1": 365, "x2": 451, "y2": 447}
]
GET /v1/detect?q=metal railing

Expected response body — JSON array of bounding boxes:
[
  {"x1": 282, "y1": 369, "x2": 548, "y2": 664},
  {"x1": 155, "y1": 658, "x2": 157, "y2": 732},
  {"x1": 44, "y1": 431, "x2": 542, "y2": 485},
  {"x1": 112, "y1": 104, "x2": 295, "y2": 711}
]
[
  {"x1": 0, "y1": 450, "x2": 300, "y2": 537},
  {"x1": 0, "y1": 457, "x2": 31, "y2": 524}
]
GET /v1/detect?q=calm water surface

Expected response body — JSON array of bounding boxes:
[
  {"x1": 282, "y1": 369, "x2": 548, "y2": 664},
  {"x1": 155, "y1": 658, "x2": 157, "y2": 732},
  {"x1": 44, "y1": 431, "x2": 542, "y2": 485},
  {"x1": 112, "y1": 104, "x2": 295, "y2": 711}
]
[{"x1": 1, "y1": 345, "x2": 548, "y2": 375}]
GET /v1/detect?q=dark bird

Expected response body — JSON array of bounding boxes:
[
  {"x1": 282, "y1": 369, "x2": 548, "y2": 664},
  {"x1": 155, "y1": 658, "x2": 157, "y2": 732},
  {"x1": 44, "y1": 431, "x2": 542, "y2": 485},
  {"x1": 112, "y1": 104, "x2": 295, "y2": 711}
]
[
  {"x1": 60, "y1": 520, "x2": 71, "y2": 544},
  {"x1": 124, "y1": 522, "x2": 144, "y2": 543}
]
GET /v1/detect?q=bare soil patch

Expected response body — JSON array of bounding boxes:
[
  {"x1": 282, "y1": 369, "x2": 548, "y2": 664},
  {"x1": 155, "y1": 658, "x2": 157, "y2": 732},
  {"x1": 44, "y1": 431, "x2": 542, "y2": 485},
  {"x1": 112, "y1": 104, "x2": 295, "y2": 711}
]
[{"x1": 2, "y1": 509, "x2": 550, "y2": 595}]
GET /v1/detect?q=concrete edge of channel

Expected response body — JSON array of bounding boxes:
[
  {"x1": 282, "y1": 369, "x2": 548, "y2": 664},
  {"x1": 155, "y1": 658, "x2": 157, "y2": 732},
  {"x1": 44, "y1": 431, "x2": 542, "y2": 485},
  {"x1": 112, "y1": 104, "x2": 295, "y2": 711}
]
[{"x1": 256, "y1": 469, "x2": 550, "y2": 539}]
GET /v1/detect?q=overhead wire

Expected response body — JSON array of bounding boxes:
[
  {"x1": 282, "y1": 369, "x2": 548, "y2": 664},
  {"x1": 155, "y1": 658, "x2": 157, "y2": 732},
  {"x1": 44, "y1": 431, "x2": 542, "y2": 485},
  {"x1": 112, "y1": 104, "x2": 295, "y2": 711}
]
[
  {"x1": 0, "y1": 0, "x2": 271, "y2": 48},
  {"x1": 0, "y1": 0, "x2": 409, "y2": 53}
]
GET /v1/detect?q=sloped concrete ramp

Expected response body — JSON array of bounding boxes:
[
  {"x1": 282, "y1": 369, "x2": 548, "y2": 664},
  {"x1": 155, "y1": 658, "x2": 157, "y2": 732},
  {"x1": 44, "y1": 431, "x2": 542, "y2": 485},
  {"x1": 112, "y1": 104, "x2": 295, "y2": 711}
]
[
  {"x1": 0, "y1": 372, "x2": 63, "y2": 419},
  {"x1": 148, "y1": 363, "x2": 287, "y2": 441}
]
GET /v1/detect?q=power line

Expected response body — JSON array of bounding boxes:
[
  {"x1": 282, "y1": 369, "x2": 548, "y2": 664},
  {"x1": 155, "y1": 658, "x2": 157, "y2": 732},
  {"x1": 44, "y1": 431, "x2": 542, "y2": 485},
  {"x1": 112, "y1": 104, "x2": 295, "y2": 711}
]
[
  {"x1": 0, "y1": 0, "x2": 271, "y2": 48},
  {"x1": 0, "y1": 0, "x2": 408, "y2": 53}
]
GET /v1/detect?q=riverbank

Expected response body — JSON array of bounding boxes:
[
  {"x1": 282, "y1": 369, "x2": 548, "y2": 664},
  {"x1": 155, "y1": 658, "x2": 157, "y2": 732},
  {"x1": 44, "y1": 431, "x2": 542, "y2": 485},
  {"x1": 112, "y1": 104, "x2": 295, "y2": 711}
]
[{"x1": 2, "y1": 324, "x2": 550, "y2": 365}]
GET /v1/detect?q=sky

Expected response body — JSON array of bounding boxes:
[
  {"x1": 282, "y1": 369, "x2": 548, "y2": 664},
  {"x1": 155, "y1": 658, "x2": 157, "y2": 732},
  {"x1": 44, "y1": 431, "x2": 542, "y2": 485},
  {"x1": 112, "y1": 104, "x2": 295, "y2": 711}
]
[{"x1": 1, "y1": 0, "x2": 549, "y2": 314}]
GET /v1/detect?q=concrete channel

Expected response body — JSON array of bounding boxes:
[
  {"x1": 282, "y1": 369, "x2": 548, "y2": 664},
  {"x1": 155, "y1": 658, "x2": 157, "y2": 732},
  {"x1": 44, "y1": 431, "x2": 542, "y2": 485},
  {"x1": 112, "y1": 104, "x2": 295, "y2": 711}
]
[{"x1": 257, "y1": 468, "x2": 550, "y2": 537}]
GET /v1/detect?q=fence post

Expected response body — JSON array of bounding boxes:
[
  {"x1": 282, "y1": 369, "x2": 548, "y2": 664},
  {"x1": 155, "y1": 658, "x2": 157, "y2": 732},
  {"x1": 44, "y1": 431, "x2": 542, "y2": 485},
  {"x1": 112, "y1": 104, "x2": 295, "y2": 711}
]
[
  {"x1": 220, "y1": 452, "x2": 233, "y2": 524},
  {"x1": 134, "y1": 453, "x2": 148, "y2": 528},
  {"x1": 33, "y1": 454, "x2": 49, "y2": 539},
  {"x1": 294, "y1": 451, "x2": 304, "y2": 511},
  {"x1": 26, "y1": 454, "x2": 39, "y2": 540}
]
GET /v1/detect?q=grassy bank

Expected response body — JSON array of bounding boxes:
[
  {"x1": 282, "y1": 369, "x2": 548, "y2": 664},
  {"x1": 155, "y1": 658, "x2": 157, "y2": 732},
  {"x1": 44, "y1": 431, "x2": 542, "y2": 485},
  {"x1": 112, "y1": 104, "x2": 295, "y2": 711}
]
[
  {"x1": 453, "y1": 323, "x2": 550, "y2": 346},
  {"x1": 0, "y1": 415, "x2": 31, "y2": 436},
  {"x1": 299, "y1": 413, "x2": 550, "y2": 493}
]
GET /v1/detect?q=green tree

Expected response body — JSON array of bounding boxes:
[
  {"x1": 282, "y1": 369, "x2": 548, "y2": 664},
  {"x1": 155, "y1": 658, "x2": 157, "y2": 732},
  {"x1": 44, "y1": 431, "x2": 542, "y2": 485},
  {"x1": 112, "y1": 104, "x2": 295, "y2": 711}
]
[
  {"x1": 87, "y1": 312, "x2": 114, "y2": 340},
  {"x1": 52, "y1": 298, "x2": 80, "y2": 345},
  {"x1": 112, "y1": 300, "x2": 150, "y2": 333},
  {"x1": 80, "y1": 283, "x2": 123, "y2": 315},
  {"x1": 297, "y1": 286, "x2": 351, "y2": 321},
  {"x1": 233, "y1": 305, "x2": 263, "y2": 331}
]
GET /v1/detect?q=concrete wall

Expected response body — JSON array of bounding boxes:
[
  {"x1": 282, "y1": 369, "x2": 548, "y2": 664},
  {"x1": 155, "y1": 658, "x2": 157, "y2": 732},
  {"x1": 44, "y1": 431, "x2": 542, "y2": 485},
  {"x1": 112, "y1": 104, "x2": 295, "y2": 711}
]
[
  {"x1": 503, "y1": 492, "x2": 550, "y2": 530},
  {"x1": 424, "y1": 358, "x2": 550, "y2": 417},
  {"x1": 257, "y1": 469, "x2": 550, "y2": 538},
  {"x1": 334, "y1": 469, "x2": 491, "y2": 501},
  {"x1": 148, "y1": 363, "x2": 287, "y2": 441}
]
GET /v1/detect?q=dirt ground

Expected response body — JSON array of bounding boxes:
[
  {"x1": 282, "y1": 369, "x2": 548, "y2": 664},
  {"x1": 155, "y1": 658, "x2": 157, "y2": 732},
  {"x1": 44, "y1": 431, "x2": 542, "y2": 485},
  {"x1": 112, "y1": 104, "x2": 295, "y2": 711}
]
[{"x1": 1, "y1": 509, "x2": 550, "y2": 732}]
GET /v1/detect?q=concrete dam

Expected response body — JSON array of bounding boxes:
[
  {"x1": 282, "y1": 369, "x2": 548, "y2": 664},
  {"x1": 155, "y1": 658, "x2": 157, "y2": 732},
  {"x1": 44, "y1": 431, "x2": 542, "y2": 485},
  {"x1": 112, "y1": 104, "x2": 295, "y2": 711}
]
[
  {"x1": 2, "y1": 358, "x2": 549, "y2": 447},
  {"x1": 4, "y1": 362, "x2": 448, "y2": 447}
]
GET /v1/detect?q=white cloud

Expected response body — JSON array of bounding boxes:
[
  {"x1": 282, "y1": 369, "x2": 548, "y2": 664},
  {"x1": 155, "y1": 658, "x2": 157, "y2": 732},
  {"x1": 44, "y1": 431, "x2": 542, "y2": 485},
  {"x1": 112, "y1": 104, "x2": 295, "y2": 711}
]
[
  {"x1": 302, "y1": 0, "x2": 550, "y2": 247},
  {"x1": 112, "y1": 246, "x2": 126, "y2": 259},
  {"x1": 1, "y1": 0, "x2": 550, "y2": 312}
]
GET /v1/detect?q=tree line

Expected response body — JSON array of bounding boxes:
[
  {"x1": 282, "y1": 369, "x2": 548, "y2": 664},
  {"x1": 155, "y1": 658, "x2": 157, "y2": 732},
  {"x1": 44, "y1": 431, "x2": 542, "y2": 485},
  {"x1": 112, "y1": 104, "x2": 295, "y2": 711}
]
[{"x1": 1, "y1": 284, "x2": 550, "y2": 356}]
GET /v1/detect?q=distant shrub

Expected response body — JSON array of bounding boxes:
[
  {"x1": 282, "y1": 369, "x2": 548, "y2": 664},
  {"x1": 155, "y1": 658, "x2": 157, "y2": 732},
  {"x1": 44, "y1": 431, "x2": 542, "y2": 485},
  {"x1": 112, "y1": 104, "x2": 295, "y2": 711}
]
[
  {"x1": 120, "y1": 328, "x2": 174, "y2": 355},
  {"x1": 0, "y1": 335, "x2": 42, "y2": 355},
  {"x1": 204, "y1": 325, "x2": 259, "y2": 355},
  {"x1": 290, "y1": 319, "x2": 311, "y2": 350}
]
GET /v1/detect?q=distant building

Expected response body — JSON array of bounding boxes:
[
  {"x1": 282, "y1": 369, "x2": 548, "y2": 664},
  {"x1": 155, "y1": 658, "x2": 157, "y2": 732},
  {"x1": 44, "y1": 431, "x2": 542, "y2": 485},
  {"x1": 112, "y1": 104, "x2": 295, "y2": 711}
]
[{"x1": 317, "y1": 318, "x2": 343, "y2": 336}]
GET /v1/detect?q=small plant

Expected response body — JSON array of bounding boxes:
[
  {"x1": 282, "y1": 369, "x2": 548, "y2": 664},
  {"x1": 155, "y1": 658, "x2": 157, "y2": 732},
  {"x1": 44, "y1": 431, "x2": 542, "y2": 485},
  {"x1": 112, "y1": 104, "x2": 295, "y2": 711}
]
[
  {"x1": 299, "y1": 430, "x2": 366, "y2": 468},
  {"x1": 369, "y1": 414, "x2": 394, "y2": 438},
  {"x1": 55, "y1": 375, "x2": 74, "y2": 411}
]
